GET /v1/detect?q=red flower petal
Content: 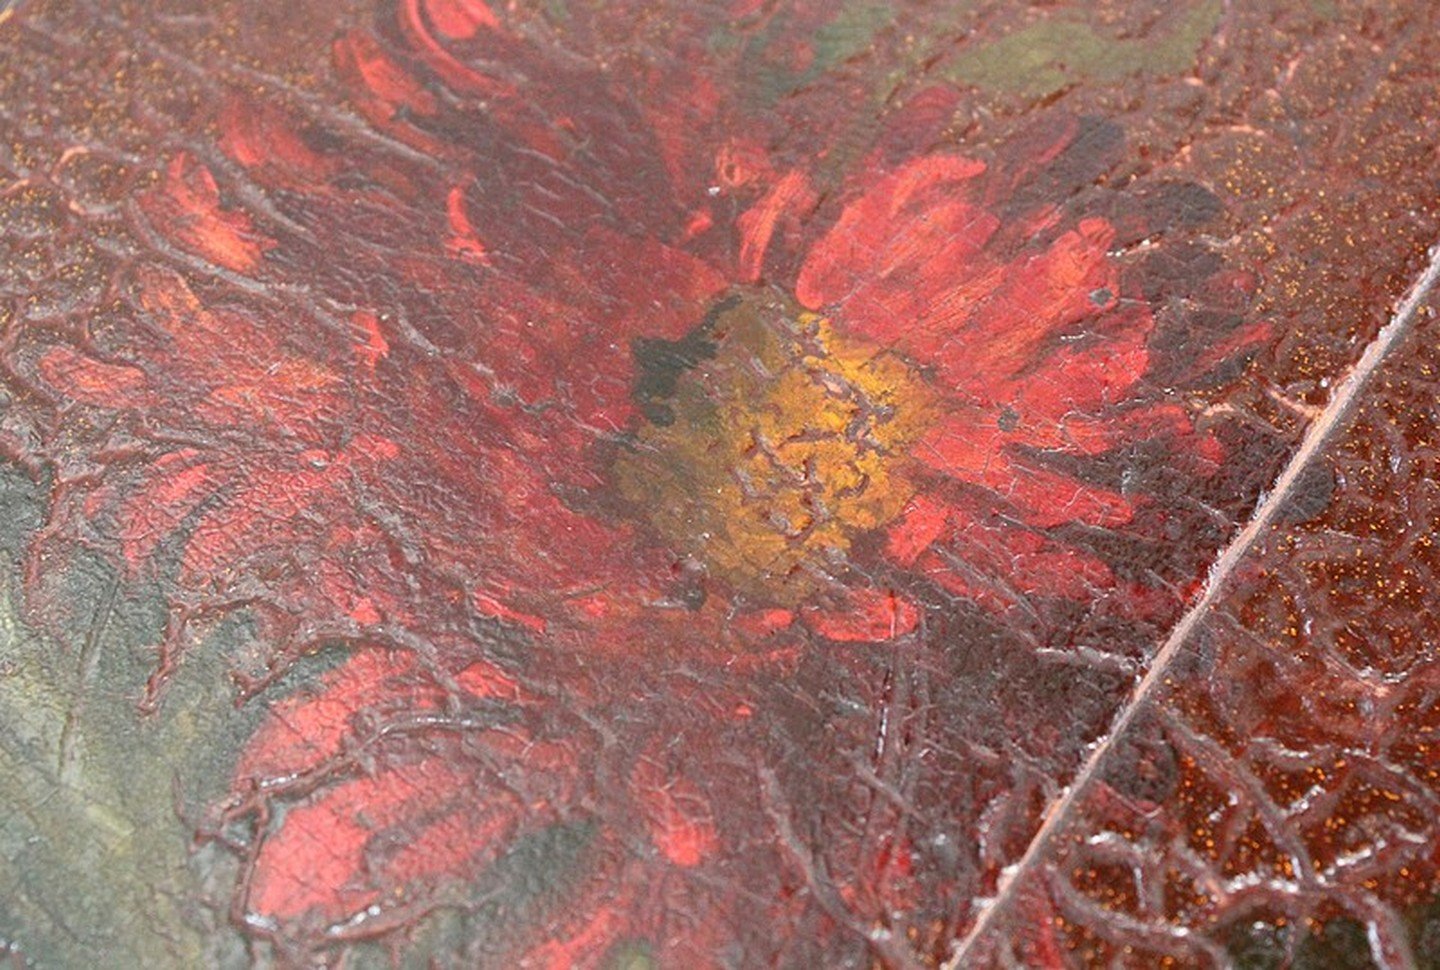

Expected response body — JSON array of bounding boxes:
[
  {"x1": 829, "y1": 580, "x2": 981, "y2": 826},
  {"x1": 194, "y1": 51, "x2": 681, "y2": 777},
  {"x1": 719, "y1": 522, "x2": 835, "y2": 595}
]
[
  {"x1": 445, "y1": 180, "x2": 492, "y2": 265},
  {"x1": 632, "y1": 758, "x2": 720, "y2": 868},
  {"x1": 36, "y1": 346, "x2": 148, "y2": 409},
  {"x1": 736, "y1": 169, "x2": 815, "y2": 282},
  {"x1": 472, "y1": 588, "x2": 549, "y2": 634},
  {"x1": 135, "y1": 269, "x2": 322, "y2": 411},
  {"x1": 913, "y1": 412, "x2": 1133, "y2": 527},
  {"x1": 236, "y1": 650, "x2": 428, "y2": 782},
  {"x1": 139, "y1": 154, "x2": 275, "y2": 273},
  {"x1": 729, "y1": 607, "x2": 796, "y2": 639},
  {"x1": 453, "y1": 659, "x2": 524, "y2": 700},
  {"x1": 396, "y1": 0, "x2": 516, "y2": 98},
  {"x1": 888, "y1": 498, "x2": 1116, "y2": 610},
  {"x1": 422, "y1": 0, "x2": 501, "y2": 40},
  {"x1": 115, "y1": 452, "x2": 219, "y2": 568},
  {"x1": 883, "y1": 493, "x2": 957, "y2": 568},
  {"x1": 219, "y1": 97, "x2": 336, "y2": 182},
  {"x1": 247, "y1": 758, "x2": 517, "y2": 922},
  {"x1": 947, "y1": 218, "x2": 1121, "y2": 394},
  {"x1": 803, "y1": 587, "x2": 919, "y2": 642},
  {"x1": 795, "y1": 155, "x2": 994, "y2": 347},
  {"x1": 1010, "y1": 302, "x2": 1154, "y2": 420},
  {"x1": 579, "y1": 227, "x2": 729, "y2": 343},
  {"x1": 350, "y1": 310, "x2": 390, "y2": 370},
  {"x1": 333, "y1": 30, "x2": 439, "y2": 121}
]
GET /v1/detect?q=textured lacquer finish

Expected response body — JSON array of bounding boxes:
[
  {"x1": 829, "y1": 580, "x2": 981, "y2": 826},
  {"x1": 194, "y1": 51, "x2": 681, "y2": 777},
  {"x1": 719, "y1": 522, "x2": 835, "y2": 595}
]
[{"x1": 0, "y1": 1, "x2": 1438, "y2": 967}]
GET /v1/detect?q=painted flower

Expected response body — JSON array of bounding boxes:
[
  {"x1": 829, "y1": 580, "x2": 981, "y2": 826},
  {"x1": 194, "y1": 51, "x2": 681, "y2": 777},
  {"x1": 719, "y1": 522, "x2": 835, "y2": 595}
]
[
  {"x1": 612, "y1": 157, "x2": 1215, "y2": 632},
  {"x1": 22, "y1": 0, "x2": 1260, "y2": 961}
]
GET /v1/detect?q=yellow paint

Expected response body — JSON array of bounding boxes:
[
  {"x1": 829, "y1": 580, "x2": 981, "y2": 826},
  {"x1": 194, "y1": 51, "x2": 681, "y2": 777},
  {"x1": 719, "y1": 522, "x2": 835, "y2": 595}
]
[{"x1": 616, "y1": 290, "x2": 930, "y2": 602}]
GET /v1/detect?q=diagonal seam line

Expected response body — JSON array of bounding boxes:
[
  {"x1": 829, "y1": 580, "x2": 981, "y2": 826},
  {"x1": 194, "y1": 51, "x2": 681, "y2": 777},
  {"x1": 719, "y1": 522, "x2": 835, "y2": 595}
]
[{"x1": 943, "y1": 234, "x2": 1440, "y2": 969}]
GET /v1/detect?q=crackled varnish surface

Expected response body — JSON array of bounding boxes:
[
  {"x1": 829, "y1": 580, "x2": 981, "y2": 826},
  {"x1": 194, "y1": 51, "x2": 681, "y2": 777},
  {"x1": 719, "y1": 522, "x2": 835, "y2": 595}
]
[{"x1": 1, "y1": 1, "x2": 1439, "y2": 967}]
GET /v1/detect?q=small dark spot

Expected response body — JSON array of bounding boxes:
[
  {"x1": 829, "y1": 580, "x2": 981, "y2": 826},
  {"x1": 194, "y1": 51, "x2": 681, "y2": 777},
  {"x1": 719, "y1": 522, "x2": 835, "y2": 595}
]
[
  {"x1": 640, "y1": 401, "x2": 676, "y2": 426},
  {"x1": 996, "y1": 406, "x2": 1020, "y2": 432},
  {"x1": 1089, "y1": 287, "x2": 1114, "y2": 306},
  {"x1": 631, "y1": 293, "x2": 741, "y2": 423},
  {"x1": 299, "y1": 123, "x2": 347, "y2": 156}
]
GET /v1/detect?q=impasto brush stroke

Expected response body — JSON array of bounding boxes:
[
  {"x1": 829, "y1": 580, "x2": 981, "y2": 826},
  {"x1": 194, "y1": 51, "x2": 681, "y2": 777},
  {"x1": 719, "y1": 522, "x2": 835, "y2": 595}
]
[{"x1": 0, "y1": 0, "x2": 1438, "y2": 967}]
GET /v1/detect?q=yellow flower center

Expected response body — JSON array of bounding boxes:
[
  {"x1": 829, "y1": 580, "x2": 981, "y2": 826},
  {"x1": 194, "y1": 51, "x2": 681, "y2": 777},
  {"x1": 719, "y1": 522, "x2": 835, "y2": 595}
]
[{"x1": 615, "y1": 288, "x2": 931, "y2": 604}]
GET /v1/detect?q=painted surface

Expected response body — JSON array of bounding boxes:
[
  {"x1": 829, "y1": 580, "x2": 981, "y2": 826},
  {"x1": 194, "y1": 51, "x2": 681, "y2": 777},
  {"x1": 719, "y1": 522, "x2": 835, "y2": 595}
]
[{"x1": 0, "y1": 1, "x2": 1437, "y2": 966}]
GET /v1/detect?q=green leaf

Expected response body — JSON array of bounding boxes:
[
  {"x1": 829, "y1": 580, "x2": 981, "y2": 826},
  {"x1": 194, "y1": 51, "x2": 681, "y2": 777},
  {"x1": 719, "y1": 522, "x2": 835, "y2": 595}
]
[
  {"x1": 729, "y1": 2, "x2": 898, "y2": 106},
  {"x1": 0, "y1": 463, "x2": 251, "y2": 967},
  {"x1": 943, "y1": 0, "x2": 1222, "y2": 99}
]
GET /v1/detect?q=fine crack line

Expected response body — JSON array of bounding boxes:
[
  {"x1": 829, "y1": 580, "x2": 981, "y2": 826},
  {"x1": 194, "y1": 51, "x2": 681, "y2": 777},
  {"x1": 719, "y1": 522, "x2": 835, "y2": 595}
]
[{"x1": 943, "y1": 235, "x2": 1440, "y2": 968}]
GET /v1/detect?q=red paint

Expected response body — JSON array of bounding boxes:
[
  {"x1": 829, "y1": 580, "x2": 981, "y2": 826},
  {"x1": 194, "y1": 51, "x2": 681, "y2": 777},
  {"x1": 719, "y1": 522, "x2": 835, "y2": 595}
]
[
  {"x1": 140, "y1": 154, "x2": 275, "y2": 272},
  {"x1": 422, "y1": 0, "x2": 501, "y2": 40},
  {"x1": 9, "y1": 0, "x2": 1280, "y2": 961}
]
